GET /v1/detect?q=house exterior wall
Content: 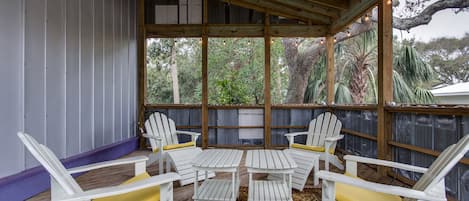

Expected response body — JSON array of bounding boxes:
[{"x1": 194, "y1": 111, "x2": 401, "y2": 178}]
[
  {"x1": 435, "y1": 95, "x2": 469, "y2": 105},
  {"x1": 0, "y1": 0, "x2": 137, "y2": 178}
]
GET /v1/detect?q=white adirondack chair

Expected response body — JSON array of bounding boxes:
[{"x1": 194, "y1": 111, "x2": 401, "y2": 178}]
[
  {"x1": 317, "y1": 134, "x2": 469, "y2": 201},
  {"x1": 268, "y1": 112, "x2": 343, "y2": 191},
  {"x1": 17, "y1": 132, "x2": 180, "y2": 201},
  {"x1": 142, "y1": 112, "x2": 214, "y2": 186},
  {"x1": 285, "y1": 112, "x2": 344, "y2": 171}
]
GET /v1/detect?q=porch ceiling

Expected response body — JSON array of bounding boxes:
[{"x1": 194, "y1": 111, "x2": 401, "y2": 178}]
[{"x1": 221, "y1": 0, "x2": 377, "y2": 34}]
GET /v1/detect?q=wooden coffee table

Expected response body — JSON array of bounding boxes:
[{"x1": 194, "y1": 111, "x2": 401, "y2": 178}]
[
  {"x1": 192, "y1": 149, "x2": 243, "y2": 201},
  {"x1": 245, "y1": 149, "x2": 297, "y2": 201}
]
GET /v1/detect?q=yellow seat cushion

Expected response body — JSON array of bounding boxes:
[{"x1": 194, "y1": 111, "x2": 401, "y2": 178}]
[
  {"x1": 153, "y1": 141, "x2": 195, "y2": 153},
  {"x1": 291, "y1": 143, "x2": 334, "y2": 154},
  {"x1": 335, "y1": 174, "x2": 402, "y2": 201},
  {"x1": 94, "y1": 172, "x2": 160, "y2": 201}
]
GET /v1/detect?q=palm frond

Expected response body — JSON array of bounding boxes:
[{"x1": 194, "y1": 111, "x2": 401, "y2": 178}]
[
  {"x1": 414, "y1": 87, "x2": 436, "y2": 104},
  {"x1": 334, "y1": 82, "x2": 353, "y2": 104},
  {"x1": 393, "y1": 70, "x2": 415, "y2": 103},
  {"x1": 366, "y1": 67, "x2": 377, "y2": 103},
  {"x1": 394, "y1": 45, "x2": 433, "y2": 85}
]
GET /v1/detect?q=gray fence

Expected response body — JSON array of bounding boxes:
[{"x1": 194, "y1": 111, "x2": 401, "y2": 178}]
[
  {"x1": 335, "y1": 109, "x2": 378, "y2": 158},
  {"x1": 392, "y1": 113, "x2": 469, "y2": 200}
]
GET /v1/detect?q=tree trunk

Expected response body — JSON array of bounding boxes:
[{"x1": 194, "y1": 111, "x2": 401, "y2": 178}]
[
  {"x1": 169, "y1": 40, "x2": 180, "y2": 104},
  {"x1": 283, "y1": 39, "x2": 324, "y2": 103},
  {"x1": 349, "y1": 57, "x2": 369, "y2": 103}
]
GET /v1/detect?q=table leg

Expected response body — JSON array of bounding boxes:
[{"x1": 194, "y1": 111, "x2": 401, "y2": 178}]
[
  {"x1": 288, "y1": 174, "x2": 292, "y2": 196},
  {"x1": 194, "y1": 170, "x2": 198, "y2": 199},
  {"x1": 232, "y1": 172, "x2": 235, "y2": 201},
  {"x1": 236, "y1": 168, "x2": 240, "y2": 198},
  {"x1": 249, "y1": 173, "x2": 252, "y2": 200}
]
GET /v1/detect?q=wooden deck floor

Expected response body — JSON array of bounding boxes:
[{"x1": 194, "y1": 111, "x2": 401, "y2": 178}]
[{"x1": 28, "y1": 150, "x2": 409, "y2": 201}]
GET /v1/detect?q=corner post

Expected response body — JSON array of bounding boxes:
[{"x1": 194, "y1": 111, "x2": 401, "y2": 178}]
[
  {"x1": 201, "y1": 0, "x2": 209, "y2": 148},
  {"x1": 377, "y1": 0, "x2": 393, "y2": 176},
  {"x1": 137, "y1": 0, "x2": 146, "y2": 148}
]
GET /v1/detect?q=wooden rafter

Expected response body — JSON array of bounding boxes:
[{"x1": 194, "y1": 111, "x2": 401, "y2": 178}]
[
  {"x1": 306, "y1": 0, "x2": 349, "y2": 10},
  {"x1": 224, "y1": 0, "x2": 332, "y2": 24},
  {"x1": 330, "y1": 0, "x2": 377, "y2": 33},
  {"x1": 266, "y1": 0, "x2": 340, "y2": 19}
]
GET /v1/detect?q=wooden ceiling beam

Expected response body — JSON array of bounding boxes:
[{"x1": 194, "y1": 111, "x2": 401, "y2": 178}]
[
  {"x1": 221, "y1": 0, "x2": 309, "y2": 22},
  {"x1": 145, "y1": 24, "x2": 328, "y2": 38},
  {"x1": 270, "y1": 24, "x2": 327, "y2": 37},
  {"x1": 224, "y1": 0, "x2": 332, "y2": 24},
  {"x1": 266, "y1": 0, "x2": 340, "y2": 19},
  {"x1": 306, "y1": 0, "x2": 349, "y2": 10},
  {"x1": 329, "y1": 0, "x2": 377, "y2": 34}
]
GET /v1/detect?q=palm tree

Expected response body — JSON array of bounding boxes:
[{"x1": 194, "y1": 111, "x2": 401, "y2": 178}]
[
  {"x1": 393, "y1": 42, "x2": 435, "y2": 104},
  {"x1": 304, "y1": 29, "x2": 435, "y2": 104}
]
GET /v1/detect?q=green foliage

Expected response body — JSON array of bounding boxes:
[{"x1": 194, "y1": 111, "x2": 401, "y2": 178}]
[
  {"x1": 146, "y1": 38, "x2": 201, "y2": 104},
  {"x1": 304, "y1": 28, "x2": 435, "y2": 104},
  {"x1": 414, "y1": 33, "x2": 469, "y2": 84},
  {"x1": 208, "y1": 38, "x2": 265, "y2": 104},
  {"x1": 145, "y1": 32, "x2": 457, "y2": 105},
  {"x1": 334, "y1": 82, "x2": 353, "y2": 104},
  {"x1": 270, "y1": 38, "x2": 290, "y2": 104},
  {"x1": 304, "y1": 54, "x2": 327, "y2": 103},
  {"x1": 393, "y1": 42, "x2": 435, "y2": 103}
]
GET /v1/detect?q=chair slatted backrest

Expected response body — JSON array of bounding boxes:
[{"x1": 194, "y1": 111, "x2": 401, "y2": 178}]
[
  {"x1": 306, "y1": 112, "x2": 342, "y2": 148},
  {"x1": 145, "y1": 112, "x2": 179, "y2": 148},
  {"x1": 18, "y1": 132, "x2": 83, "y2": 195},
  {"x1": 412, "y1": 134, "x2": 469, "y2": 193}
]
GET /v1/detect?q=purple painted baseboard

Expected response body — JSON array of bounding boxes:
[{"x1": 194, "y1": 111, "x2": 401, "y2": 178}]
[{"x1": 0, "y1": 137, "x2": 139, "y2": 201}]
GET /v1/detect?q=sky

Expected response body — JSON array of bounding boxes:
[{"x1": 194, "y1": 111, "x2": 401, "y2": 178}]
[{"x1": 393, "y1": 9, "x2": 469, "y2": 42}]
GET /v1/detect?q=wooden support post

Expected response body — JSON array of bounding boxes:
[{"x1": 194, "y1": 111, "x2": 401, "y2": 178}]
[
  {"x1": 326, "y1": 36, "x2": 335, "y2": 105},
  {"x1": 201, "y1": 0, "x2": 209, "y2": 148},
  {"x1": 137, "y1": 0, "x2": 146, "y2": 148},
  {"x1": 264, "y1": 14, "x2": 271, "y2": 149},
  {"x1": 377, "y1": 0, "x2": 393, "y2": 176}
]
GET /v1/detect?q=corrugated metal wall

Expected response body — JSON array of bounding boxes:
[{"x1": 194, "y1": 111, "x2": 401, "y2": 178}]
[{"x1": 0, "y1": 0, "x2": 137, "y2": 178}]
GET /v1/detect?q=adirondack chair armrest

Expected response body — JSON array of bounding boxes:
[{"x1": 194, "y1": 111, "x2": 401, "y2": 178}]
[
  {"x1": 142, "y1": 134, "x2": 163, "y2": 141},
  {"x1": 284, "y1": 132, "x2": 309, "y2": 146},
  {"x1": 284, "y1": 132, "x2": 309, "y2": 137},
  {"x1": 316, "y1": 171, "x2": 445, "y2": 201},
  {"x1": 176, "y1": 130, "x2": 201, "y2": 142},
  {"x1": 325, "y1": 134, "x2": 344, "y2": 142},
  {"x1": 60, "y1": 173, "x2": 181, "y2": 201},
  {"x1": 67, "y1": 156, "x2": 149, "y2": 174},
  {"x1": 343, "y1": 155, "x2": 428, "y2": 175}
]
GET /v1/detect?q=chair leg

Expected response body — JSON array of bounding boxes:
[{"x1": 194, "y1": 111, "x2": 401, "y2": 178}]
[
  {"x1": 166, "y1": 156, "x2": 171, "y2": 172},
  {"x1": 330, "y1": 156, "x2": 344, "y2": 170},
  {"x1": 313, "y1": 157, "x2": 319, "y2": 186},
  {"x1": 147, "y1": 153, "x2": 158, "y2": 167},
  {"x1": 159, "y1": 156, "x2": 164, "y2": 174},
  {"x1": 322, "y1": 180, "x2": 336, "y2": 201},
  {"x1": 325, "y1": 156, "x2": 330, "y2": 171}
]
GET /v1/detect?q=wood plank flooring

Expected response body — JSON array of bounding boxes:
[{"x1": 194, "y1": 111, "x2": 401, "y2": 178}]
[{"x1": 28, "y1": 150, "x2": 409, "y2": 201}]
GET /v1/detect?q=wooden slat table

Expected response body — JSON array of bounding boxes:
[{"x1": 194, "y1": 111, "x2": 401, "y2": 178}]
[
  {"x1": 245, "y1": 150, "x2": 298, "y2": 201},
  {"x1": 192, "y1": 149, "x2": 243, "y2": 201}
]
